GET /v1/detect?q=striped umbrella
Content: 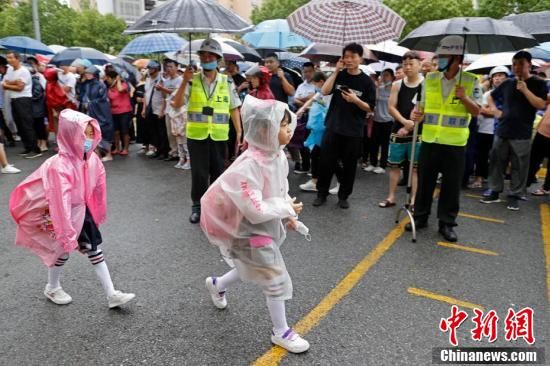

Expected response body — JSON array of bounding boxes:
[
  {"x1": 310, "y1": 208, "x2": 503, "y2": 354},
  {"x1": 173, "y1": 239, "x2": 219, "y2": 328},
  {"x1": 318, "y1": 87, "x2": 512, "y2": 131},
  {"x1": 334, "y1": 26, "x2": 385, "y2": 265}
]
[
  {"x1": 288, "y1": 0, "x2": 405, "y2": 46},
  {"x1": 120, "y1": 33, "x2": 187, "y2": 55}
]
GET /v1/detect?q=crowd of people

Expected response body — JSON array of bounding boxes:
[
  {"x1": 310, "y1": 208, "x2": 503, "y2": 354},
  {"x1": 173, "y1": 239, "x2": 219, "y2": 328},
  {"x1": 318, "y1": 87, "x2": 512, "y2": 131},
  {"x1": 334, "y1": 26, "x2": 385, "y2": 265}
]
[{"x1": 3, "y1": 36, "x2": 550, "y2": 354}]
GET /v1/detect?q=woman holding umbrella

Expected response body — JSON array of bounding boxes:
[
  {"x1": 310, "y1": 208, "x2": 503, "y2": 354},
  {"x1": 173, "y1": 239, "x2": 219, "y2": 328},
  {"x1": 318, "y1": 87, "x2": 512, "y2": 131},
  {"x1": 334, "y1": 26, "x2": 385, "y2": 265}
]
[{"x1": 81, "y1": 66, "x2": 114, "y2": 162}]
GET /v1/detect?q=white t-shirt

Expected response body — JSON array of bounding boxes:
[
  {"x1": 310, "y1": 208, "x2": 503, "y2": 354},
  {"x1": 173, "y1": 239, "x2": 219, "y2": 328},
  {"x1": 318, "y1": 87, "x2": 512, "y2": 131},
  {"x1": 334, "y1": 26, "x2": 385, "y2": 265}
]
[
  {"x1": 5, "y1": 65, "x2": 32, "y2": 98},
  {"x1": 477, "y1": 90, "x2": 495, "y2": 135},
  {"x1": 295, "y1": 81, "x2": 316, "y2": 99},
  {"x1": 58, "y1": 72, "x2": 77, "y2": 104}
]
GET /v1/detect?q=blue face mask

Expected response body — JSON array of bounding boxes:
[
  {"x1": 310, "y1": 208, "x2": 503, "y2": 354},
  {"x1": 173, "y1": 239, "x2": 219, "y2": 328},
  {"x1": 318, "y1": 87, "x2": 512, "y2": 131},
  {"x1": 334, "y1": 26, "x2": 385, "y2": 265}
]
[
  {"x1": 201, "y1": 60, "x2": 218, "y2": 71},
  {"x1": 438, "y1": 57, "x2": 450, "y2": 72},
  {"x1": 84, "y1": 138, "x2": 94, "y2": 153}
]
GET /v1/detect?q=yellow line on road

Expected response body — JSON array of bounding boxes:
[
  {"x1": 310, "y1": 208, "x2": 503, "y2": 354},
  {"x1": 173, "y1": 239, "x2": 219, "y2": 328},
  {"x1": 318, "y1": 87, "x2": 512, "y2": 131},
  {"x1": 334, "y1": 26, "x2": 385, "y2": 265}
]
[
  {"x1": 458, "y1": 212, "x2": 505, "y2": 224},
  {"x1": 437, "y1": 241, "x2": 499, "y2": 256},
  {"x1": 465, "y1": 194, "x2": 482, "y2": 199},
  {"x1": 251, "y1": 220, "x2": 408, "y2": 366},
  {"x1": 407, "y1": 287, "x2": 484, "y2": 310},
  {"x1": 540, "y1": 204, "x2": 550, "y2": 304}
]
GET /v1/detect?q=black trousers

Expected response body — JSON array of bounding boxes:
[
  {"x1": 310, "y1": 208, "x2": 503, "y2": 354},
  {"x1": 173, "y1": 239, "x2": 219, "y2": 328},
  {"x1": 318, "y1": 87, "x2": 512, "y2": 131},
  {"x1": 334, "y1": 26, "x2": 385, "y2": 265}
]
[
  {"x1": 12, "y1": 97, "x2": 38, "y2": 152},
  {"x1": 475, "y1": 133, "x2": 494, "y2": 179},
  {"x1": 33, "y1": 117, "x2": 48, "y2": 140},
  {"x1": 369, "y1": 121, "x2": 393, "y2": 168},
  {"x1": 188, "y1": 138, "x2": 226, "y2": 211},
  {"x1": 527, "y1": 132, "x2": 550, "y2": 191},
  {"x1": 0, "y1": 108, "x2": 14, "y2": 143},
  {"x1": 310, "y1": 145, "x2": 321, "y2": 179},
  {"x1": 414, "y1": 142, "x2": 465, "y2": 227},
  {"x1": 317, "y1": 130, "x2": 362, "y2": 200},
  {"x1": 147, "y1": 113, "x2": 169, "y2": 155}
]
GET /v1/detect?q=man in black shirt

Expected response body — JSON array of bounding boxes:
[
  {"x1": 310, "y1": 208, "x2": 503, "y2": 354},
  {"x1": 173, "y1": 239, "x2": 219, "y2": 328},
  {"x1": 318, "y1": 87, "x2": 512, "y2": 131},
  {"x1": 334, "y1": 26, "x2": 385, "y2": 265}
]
[
  {"x1": 264, "y1": 53, "x2": 295, "y2": 103},
  {"x1": 482, "y1": 51, "x2": 547, "y2": 210},
  {"x1": 313, "y1": 43, "x2": 376, "y2": 209}
]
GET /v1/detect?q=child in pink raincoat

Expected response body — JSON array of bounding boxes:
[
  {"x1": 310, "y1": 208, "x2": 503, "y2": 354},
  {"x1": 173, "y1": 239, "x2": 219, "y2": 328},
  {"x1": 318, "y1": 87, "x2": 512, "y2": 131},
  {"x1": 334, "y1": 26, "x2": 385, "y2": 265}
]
[
  {"x1": 200, "y1": 95, "x2": 310, "y2": 354},
  {"x1": 9, "y1": 109, "x2": 135, "y2": 309}
]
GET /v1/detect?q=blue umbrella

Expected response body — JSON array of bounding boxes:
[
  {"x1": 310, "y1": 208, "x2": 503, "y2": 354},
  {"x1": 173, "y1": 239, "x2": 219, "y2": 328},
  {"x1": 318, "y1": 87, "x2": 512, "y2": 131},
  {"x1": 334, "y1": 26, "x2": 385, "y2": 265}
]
[
  {"x1": 120, "y1": 33, "x2": 187, "y2": 55},
  {"x1": 529, "y1": 42, "x2": 550, "y2": 62},
  {"x1": 242, "y1": 19, "x2": 311, "y2": 49},
  {"x1": 50, "y1": 47, "x2": 110, "y2": 66},
  {"x1": 0, "y1": 36, "x2": 54, "y2": 55}
]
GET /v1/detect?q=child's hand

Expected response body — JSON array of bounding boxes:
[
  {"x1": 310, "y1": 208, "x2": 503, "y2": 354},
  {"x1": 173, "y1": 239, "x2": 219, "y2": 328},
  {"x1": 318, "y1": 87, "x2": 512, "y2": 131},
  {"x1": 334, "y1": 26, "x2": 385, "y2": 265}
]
[
  {"x1": 291, "y1": 197, "x2": 303, "y2": 215},
  {"x1": 287, "y1": 218, "x2": 298, "y2": 231}
]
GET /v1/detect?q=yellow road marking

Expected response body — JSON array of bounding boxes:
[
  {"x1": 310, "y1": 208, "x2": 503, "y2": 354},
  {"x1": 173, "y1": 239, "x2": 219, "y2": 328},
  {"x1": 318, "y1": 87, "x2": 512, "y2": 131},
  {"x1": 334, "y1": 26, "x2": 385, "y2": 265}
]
[
  {"x1": 540, "y1": 204, "x2": 550, "y2": 304},
  {"x1": 251, "y1": 220, "x2": 408, "y2": 366},
  {"x1": 465, "y1": 194, "x2": 482, "y2": 199},
  {"x1": 458, "y1": 212, "x2": 505, "y2": 224},
  {"x1": 437, "y1": 241, "x2": 499, "y2": 256},
  {"x1": 407, "y1": 287, "x2": 484, "y2": 310}
]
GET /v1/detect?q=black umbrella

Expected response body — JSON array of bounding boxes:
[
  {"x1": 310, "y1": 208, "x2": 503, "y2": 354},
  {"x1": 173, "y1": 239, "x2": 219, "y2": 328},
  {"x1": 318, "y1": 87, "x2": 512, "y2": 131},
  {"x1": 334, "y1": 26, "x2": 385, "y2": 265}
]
[
  {"x1": 122, "y1": 0, "x2": 253, "y2": 60},
  {"x1": 108, "y1": 57, "x2": 140, "y2": 87},
  {"x1": 399, "y1": 17, "x2": 538, "y2": 54},
  {"x1": 299, "y1": 42, "x2": 378, "y2": 64},
  {"x1": 503, "y1": 11, "x2": 550, "y2": 43},
  {"x1": 215, "y1": 37, "x2": 261, "y2": 62},
  {"x1": 50, "y1": 47, "x2": 110, "y2": 66},
  {"x1": 254, "y1": 47, "x2": 285, "y2": 58}
]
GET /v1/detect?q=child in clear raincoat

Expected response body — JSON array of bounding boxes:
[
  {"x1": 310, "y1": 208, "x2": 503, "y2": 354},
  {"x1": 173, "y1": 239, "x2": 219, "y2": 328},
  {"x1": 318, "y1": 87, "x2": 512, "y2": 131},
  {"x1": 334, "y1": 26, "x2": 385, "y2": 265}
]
[
  {"x1": 9, "y1": 109, "x2": 135, "y2": 309},
  {"x1": 167, "y1": 92, "x2": 190, "y2": 170},
  {"x1": 200, "y1": 95, "x2": 310, "y2": 354}
]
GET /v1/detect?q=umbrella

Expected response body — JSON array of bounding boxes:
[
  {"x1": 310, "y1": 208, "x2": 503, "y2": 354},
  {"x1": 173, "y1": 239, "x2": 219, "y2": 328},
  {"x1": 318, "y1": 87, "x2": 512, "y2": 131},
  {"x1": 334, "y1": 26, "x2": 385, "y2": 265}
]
[
  {"x1": 50, "y1": 47, "x2": 110, "y2": 66},
  {"x1": 107, "y1": 57, "x2": 140, "y2": 86},
  {"x1": 465, "y1": 52, "x2": 545, "y2": 74},
  {"x1": 120, "y1": 33, "x2": 187, "y2": 55},
  {"x1": 288, "y1": 0, "x2": 405, "y2": 46},
  {"x1": 0, "y1": 36, "x2": 54, "y2": 55},
  {"x1": 213, "y1": 37, "x2": 261, "y2": 62},
  {"x1": 254, "y1": 47, "x2": 285, "y2": 58},
  {"x1": 123, "y1": 0, "x2": 252, "y2": 35},
  {"x1": 48, "y1": 45, "x2": 67, "y2": 54},
  {"x1": 529, "y1": 42, "x2": 550, "y2": 62},
  {"x1": 275, "y1": 51, "x2": 310, "y2": 70},
  {"x1": 189, "y1": 39, "x2": 244, "y2": 61},
  {"x1": 236, "y1": 61, "x2": 256, "y2": 73},
  {"x1": 368, "y1": 40, "x2": 409, "y2": 63},
  {"x1": 503, "y1": 11, "x2": 550, "y2": 43},
  {"x1": 367, "y1": 61, "x2": 401, "y2": 74},
  {"x1": 399, "y1": 17, "x2": 539, "y2": 54},
  {"x1": 299, "y1": 42, "x2": 378, "y2": 63},
  {"x1": 242, "y1": 19, "x2": 311, "y2": 49},
  {"x1": 163, "y1": 51, "x2": 200, "y2": 65},
  {"x1": 123, "y1": 0, "x2": 252, "y2": 61}
]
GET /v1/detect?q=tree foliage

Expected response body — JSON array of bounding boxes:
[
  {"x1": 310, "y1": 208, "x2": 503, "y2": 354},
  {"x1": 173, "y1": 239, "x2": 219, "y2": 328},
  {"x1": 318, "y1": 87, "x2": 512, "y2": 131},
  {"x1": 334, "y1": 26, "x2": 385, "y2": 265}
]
[
  {"x1": 250, "y1": 0, "x2": 309, "y2": 25},
  {"x1": 0, "y1": 0, "x2": 131, "y2": 53},
  {"x1": 476, "y1": 0, "x2": 550, "y2": 19}
]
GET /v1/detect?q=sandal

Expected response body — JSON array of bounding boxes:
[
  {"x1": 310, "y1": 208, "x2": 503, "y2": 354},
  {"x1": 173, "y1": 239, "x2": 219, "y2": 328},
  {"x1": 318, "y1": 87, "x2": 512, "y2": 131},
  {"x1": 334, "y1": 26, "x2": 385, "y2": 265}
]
[
  {"x1": 468, "y1": 181, "x2": 483, "y2": 189},
  {"x1": 112, "y1": 150, "x2": 120, "y2": 155},
  {"x1": 119, "y1": 150, "x2": 129, "y2": 156},
  {"x1": 531, "y1": 189, "x2": 549, "y2": 196},
  {"x1": 378, "y1": 199, "x2": 396, "y2": 208}
]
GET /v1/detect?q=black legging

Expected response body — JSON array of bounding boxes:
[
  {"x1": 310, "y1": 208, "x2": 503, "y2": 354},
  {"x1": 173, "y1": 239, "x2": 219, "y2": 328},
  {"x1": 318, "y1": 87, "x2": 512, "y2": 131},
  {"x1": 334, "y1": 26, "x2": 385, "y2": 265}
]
[
  {"x1": 369, "y1": 121, "x2": 392, "y2": 168},
  {"x1": 475, "y1": 133, "x2": 494, "y2": 179},
  {"x1": 527, "y1": 132, "x2": 550, "y2": 191}
]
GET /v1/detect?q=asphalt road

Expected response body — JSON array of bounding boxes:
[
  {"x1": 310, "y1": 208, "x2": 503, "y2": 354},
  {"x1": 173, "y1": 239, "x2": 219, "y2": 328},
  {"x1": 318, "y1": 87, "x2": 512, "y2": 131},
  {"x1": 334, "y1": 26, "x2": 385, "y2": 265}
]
[{"x1": 1, "y1": 143, "x2": 549, "y2": 366}]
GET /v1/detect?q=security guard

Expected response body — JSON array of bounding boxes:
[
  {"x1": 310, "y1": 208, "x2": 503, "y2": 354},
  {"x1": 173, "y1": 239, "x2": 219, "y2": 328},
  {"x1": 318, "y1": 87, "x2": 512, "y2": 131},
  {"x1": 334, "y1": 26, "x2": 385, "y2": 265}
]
[
  {"x1": 172, "y1": 39, "x2": 242, "y2": 224},
  {"x1": 407, "y1": 36, "x2": 481, "y2": 242}
]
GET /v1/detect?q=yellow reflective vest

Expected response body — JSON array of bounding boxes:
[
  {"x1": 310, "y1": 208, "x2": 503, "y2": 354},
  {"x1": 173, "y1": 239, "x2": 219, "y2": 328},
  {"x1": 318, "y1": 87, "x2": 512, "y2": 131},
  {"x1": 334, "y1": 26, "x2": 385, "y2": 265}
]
[
  {"x1": 422, "y1": 71, "x2": 477, "y2": 147},
  {"x1": 186, "y1": 73, "x2": 231, "y2": 141}
]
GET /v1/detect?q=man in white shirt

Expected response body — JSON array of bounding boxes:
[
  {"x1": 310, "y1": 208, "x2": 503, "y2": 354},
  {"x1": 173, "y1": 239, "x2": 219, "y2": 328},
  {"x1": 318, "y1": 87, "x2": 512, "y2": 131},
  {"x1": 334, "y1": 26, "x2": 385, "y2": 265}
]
[
  {"x1": 2, "y1": 52, "x2": 41, "y2": 158},
  {"x1": 58, "y1": 66, "x2": 78, "y2": 107}
]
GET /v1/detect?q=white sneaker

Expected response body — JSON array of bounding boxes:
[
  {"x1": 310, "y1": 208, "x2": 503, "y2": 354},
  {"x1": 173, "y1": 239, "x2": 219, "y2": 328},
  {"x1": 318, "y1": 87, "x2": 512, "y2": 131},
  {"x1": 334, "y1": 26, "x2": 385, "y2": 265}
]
[
  {"x1": 373, "y1": 167, "x2": 386, "y2": 174},
  {"x1": 145, "y1": 150, "x2": 156, "y2": 157},
  {"x1": 1, "y1": 164, "x2": 21, "y2": 174},
  {"x1": 329, "y1": 183, "x2": 340, "y2": 195},
  {"x1": 174, "y1": 162, "x2": 184, "y2": 169},
  {"x1": 363, "y1": 164, "x2": 375, "y2": 172},
  {"x1": 299, "y1": 179, "x2": 317, "y2": 192},
  {"x1": 271, "y1": 329, "x2": 310, "y2": 353},
  {"x1": 44, "y1": 284, "x2": 72, "y2": 305},
  {"x1": 108, "y1": 290, "x2": 135, "y2": 308},
  {"x1": 101, "y1": 156, "x2": 113, "y2": 162},
  {"x1": 205, "y1": 277, "x2": 227, "y2": 309},
  {"x1": 181, "y1": 161, "x2": 191, "y2": 170}
]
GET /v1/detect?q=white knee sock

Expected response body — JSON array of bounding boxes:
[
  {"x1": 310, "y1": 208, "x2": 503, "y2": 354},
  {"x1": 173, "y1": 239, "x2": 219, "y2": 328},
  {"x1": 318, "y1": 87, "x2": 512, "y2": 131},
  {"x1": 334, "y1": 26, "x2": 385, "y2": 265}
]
[
  {"x1": 88, "y1": 250, "x2": 116, "y2": 297},
  {"x1": 266, "y1": 297, "x2": 289, "y2": 337},
  {"x1": 48, "y1": 255, "x2": 69, "y2": 288},
  {"x1": 215, "y1": 268, "x2": 241, "y2": 292}
]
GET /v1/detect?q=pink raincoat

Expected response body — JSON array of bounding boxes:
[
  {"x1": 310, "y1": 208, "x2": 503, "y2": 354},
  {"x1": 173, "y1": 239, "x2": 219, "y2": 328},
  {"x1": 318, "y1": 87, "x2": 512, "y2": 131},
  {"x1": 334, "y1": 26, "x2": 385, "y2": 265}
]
[{"x1": 9, "y1": 109, "x2": 107, "y2": 267}]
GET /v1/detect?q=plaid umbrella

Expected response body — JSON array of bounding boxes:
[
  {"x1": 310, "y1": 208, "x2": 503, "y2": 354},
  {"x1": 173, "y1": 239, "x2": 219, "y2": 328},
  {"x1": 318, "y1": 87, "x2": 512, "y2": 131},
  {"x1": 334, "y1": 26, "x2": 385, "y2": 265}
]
[
  {"x1": 120, "y1": 33, "x2": 187, "y2": 55},
  {"x1": 275, "y1": 52, "x2": 310, "y2": 70},
  {"x1": 288, "y1": 0, "x2": 405, "y2": 46}
]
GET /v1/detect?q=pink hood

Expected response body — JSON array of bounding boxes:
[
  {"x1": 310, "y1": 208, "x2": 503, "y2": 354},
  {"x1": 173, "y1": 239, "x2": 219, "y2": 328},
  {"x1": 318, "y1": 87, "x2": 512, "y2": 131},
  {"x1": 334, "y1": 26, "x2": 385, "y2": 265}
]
[{"x1": 9, "y1": 109, "x2": 107, "y2": 267}]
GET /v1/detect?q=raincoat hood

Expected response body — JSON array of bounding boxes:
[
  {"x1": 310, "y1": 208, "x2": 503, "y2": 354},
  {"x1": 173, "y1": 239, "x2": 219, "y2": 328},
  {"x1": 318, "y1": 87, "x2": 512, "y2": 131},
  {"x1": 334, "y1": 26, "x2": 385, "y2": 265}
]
[
  {"x1": 44, "y1": 68, "x2": 58, "y2": 83},
  {"x1": 57, "y1": 109, "x2": 102, "y2": 160},
  {"x1": 241, "y1": 95, "x2": 296, "y2": 154}
]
